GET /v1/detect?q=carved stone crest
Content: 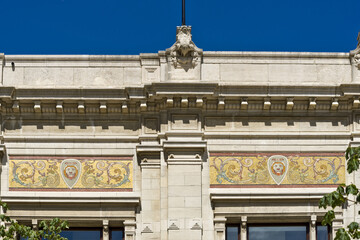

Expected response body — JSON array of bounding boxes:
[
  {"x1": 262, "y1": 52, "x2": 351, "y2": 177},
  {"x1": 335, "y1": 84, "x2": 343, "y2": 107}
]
[
  {"x1": 351, "y1": 32, "x2": 360, "y2": 68},
  {"x1": 267, "y1": 155, "x2": 288, "y2": 185},
  {"x1": 166, "y1": 26, "x2": 203, "y2": 69},
  {"x1": 60, "y1": 159, "x2": 81, "y2": 189}
]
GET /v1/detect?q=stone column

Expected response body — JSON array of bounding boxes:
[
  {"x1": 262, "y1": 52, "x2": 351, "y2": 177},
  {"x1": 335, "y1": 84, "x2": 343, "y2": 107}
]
[
  {"x1": 102, "y1": 220, "x2": 109, "y2": 240},
  {"x1": 241, "y1": 216, "x2": 247, "y2": 240},
  {"x1": 124, "y1": 219, "x2": 136, "y2": 240},
  {"x1": 310, "y1": 215, "x2": 317, "y2": 240},
  {"x1": 214, "y1": 217, "x2": 226, "y2": 240}
]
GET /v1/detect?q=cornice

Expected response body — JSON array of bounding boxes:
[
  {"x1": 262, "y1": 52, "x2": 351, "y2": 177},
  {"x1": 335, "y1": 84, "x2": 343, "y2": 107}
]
[{"x1": 1, "y1": 83, "x2": 360, "y2": 115}]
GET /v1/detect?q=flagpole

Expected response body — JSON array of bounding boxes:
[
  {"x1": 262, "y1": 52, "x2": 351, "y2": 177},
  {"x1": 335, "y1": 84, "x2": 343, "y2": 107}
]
[{"x1": 182, "y1": 0, "x2": 186, "y2": 25}]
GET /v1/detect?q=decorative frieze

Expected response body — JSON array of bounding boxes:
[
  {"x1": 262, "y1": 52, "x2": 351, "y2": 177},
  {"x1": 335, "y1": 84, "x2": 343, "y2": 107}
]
[
  {"x1": 9, "y1": 156, "x2": 133, "y2": 191},
  {"x1": 210, "y1": 153, "x2": 345, "y2": 187}
]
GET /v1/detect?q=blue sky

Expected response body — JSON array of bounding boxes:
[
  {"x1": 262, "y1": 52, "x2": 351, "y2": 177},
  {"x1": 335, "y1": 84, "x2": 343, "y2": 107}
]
[{"x1": 0, "y1": 0, "x2": 359, "y2": 54}]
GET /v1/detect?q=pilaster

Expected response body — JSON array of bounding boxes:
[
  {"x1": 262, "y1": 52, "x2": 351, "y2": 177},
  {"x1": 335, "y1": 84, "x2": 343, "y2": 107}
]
[
  {"x1": 213, "y1": 217, "x2": 226, "y2": 240},
  {"x1": 124, "y1": 219, "x2": 136, "y2": 240},
  {"x1": 164, "y1": 136, "x2": 206, "y2": 240},
  {"x1": 137, "y1": 145, "x2": 162, "y2": 240}
]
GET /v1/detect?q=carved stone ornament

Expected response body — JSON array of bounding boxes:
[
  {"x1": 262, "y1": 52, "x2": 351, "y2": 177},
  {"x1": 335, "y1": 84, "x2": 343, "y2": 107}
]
[
  {"x1": 351, "y1": 32, "x2": 360, "y2": 68},
  {"x1": 166, "y1": 26, "x2": 203, "y2": 68}
]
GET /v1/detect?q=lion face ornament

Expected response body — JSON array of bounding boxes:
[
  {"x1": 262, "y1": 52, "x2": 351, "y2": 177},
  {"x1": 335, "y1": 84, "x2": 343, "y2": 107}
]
[
  {"x1": 60, "y1": 159, "x2": 81, "y2": 189},
  {"x1": 267, "y1": 155, "x2": 288, "y2": 185}
]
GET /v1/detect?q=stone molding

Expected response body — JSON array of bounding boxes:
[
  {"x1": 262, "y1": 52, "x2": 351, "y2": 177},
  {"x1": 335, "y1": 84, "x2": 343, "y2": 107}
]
[{"x1": 3, "y1": 84, "x2": 360, "y2": 114}]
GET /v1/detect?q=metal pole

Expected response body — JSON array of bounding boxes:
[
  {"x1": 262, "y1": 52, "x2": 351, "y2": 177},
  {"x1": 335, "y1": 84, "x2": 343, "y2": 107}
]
[{"x1": 182, "y1": 0, "x2": 186, "y2": 25}]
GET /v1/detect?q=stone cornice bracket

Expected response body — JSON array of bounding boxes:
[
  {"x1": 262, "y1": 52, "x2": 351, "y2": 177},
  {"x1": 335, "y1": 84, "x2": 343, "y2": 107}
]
[
  {"x1": 331, "y1": 98, "x2": 339, "y2": 111},
  {"x1": 78, "y1": 101, "x2": 85, "y2": 114},
  {"x1": 241, "y1": 98, "x2": 248, "y2": 110},
  {"x1": 354, "y1": 97, "x2": 360, "y2": 109},
  {"x1": 263, "y1": 98, "x2": 271, "y2": 110},
  {"x1": 56, "y1": 101, "x2": 63, "y2": 113},
  {"x1": 34, "y1": 101, "x2": 41, "y2": 113},
  {"x1": 286, "y1": 98, "x2": 294, "y2": 111},
  {"x1": 309, "y1": 98, "x2": 317, "y2": 110},
  {"x1": 99, "y1": 101, "x2": 107, "y2": 114},
  {"x1": 350, "y1": 31, "x2": 360, "y2": 68},
  {"x1": 166, "y1": 25, "x2": 203, "y2": 68},
  {"x1": 12, "y1": 101, "x2": 19, "y2": 113}
]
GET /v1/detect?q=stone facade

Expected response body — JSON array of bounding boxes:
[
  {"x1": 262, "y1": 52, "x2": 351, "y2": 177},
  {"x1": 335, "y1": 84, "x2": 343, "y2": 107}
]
[{"x1": 0, "y1": 27, "x2": 360, "y2": 240}]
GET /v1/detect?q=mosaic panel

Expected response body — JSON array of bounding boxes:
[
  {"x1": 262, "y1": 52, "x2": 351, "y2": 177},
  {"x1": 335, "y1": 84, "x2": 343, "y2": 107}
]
[
  {"x1": 9, "y1": 156, "x2": 133, "y2": 191},
  {"x1": 210, "y1": 153, "x2": 345, "y2": 187}
]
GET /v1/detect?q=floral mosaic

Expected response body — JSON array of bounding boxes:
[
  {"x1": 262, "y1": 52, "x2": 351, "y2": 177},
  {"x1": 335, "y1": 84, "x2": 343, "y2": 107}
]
[
  {"x1": 9, "y1": 156, "x2": 133, "y2": 191},
  {"x1": 210, "y1": 153, "x2": 345, "y2": 187}
]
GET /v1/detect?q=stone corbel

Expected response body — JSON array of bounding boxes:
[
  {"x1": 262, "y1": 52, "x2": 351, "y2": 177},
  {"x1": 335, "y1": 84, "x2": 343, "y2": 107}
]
[
  {"x1": 286, "y1": 98, "x2": 294, "y2": 110},
  {"x1": 12, "y1": 101, "x2": 19, "y2": 113},
  {"x1": 263, "y1": 98, "x2": 271, "y2": 110},
  {"x1": 331, "y1": 98, "x2": 339, "y2": 111},
  {"x1": 100, "y1": 101, "x2": 107, "y2": 114},
  {"x1": 353, "y1": 97, "x2": 360, "y2": 109},
  {"x1": 196, "y1": 98, "x2": 203, "y2": 108},
  {"x1": 218, "y1": 97, "x2": 225, "y2": 110},
  {"x1": 140, "y1": 100, "x2": 147, "y2": 112},
  {"x1": 56, "y1": 101, "x2": 63, "y2": 113},
  {"x1": 122, "y1": 102, "x2": 129, "y2": 114},
  {"x1": 78, "y1": 101, "x2": 85, "y2": 114},
  {"x1": 241, "y1": 98, "x2": 248, "y2": 110},
  {"x1": 34, "y1": 101, "x2": 41, "y2": 113},
  {"x1": 181, "y1": 97, "x2": 189, "y2": 108},
  {"x1": 309, "y1": 98, "x2": 317, "y2": 110}
]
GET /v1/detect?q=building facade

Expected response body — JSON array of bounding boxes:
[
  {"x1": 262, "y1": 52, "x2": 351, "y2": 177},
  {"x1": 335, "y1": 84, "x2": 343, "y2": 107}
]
[{"x1": 0, "y1": 27, "x2": 360, "y2": 240}]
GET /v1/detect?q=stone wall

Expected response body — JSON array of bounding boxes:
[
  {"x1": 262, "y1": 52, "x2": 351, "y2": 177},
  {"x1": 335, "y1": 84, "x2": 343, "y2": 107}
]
[{"x1": 0, "y1": 30, "x2": 359, "y2": 240}]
